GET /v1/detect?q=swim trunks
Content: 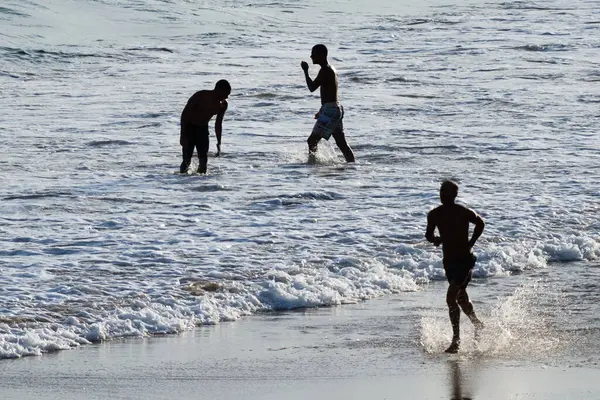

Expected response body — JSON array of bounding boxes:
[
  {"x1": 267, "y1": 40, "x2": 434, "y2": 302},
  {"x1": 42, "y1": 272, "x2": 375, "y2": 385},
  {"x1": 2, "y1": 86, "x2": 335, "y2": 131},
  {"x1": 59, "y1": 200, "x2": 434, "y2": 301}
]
[
  {"x1": 182, "y1": 123, "x2": 209, "y2": 155},
  {"x1": 180, "y1": 123, "x2": 209, "y2": 173},
  {"x1": 443, "y1": 253, "x2": 477, "y2": 288},
  {"x1": 312, "y1": 102, "x2": 344, "y2": 140}
]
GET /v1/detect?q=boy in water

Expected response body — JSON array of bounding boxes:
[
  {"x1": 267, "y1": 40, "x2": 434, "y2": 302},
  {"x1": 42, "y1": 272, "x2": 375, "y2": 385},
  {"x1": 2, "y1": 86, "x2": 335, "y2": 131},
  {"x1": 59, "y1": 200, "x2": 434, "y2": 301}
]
[
  {"x1": 425, "y1": 180, "x2": 485, "y2": 353},
  {"x1": 300, "y1": 44, "x2": 355, "y2": 162},
  {"x1": 179, "y1": 79, "x2": 231, "y2": 174}
]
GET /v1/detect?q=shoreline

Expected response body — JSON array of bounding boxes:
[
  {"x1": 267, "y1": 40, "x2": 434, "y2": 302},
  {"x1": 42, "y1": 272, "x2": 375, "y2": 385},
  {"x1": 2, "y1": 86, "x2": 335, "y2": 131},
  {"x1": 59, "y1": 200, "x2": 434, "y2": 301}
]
[{"x1": 2, "y1": 281, "x2": 599, "y2": 399}]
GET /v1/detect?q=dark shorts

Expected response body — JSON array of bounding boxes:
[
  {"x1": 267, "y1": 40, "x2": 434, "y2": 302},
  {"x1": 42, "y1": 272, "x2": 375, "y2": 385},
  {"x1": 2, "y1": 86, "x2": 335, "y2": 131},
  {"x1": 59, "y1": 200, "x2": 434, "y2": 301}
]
[
  {"x1": 182, "y1": 123, "x2": 209, "y2": 160},
  {"x1": 444, "y1": 253, "x2": 477, "y2": 288}
]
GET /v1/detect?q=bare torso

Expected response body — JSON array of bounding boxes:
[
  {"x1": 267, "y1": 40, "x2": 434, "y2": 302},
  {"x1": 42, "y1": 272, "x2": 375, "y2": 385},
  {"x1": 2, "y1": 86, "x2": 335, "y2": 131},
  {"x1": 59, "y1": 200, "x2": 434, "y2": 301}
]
[
  {"x1": 318, "y1": 65, "x2": 339, "y2": 104},
  {"x1": 181, "y1": 90, "x2": 226, "y2": 125},
  {"x1": 428, "y1": 204, "x2": 478, "y2": 261}
]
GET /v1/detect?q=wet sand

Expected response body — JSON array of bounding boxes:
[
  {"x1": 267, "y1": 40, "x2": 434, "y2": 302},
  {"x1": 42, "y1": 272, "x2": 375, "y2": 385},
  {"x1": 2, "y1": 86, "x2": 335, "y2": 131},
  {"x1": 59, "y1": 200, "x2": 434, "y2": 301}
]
[{"x1": 1, "y1": 282, "x2": 599, "y2": 400}]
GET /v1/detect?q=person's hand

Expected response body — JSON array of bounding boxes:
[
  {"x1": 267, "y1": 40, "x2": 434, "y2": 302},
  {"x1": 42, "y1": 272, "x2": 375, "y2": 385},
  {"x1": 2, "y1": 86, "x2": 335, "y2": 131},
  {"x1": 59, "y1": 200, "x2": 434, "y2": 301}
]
[
  {"x1": 216, "y1": 143, "x2": 221, "y2": 157},
  {"x1": 301, "y1": 61, "x2": 309, "y2": 72},
  {"x1": 433, "y1": 237, "x2": 442, "y2": 247}
]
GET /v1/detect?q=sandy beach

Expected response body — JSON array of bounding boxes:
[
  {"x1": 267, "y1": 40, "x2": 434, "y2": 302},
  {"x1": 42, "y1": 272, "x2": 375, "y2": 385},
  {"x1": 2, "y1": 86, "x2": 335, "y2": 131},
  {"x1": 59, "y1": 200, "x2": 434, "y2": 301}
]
[{"x1": 2, "y1": 279, "x2": 599, "y2": 400}]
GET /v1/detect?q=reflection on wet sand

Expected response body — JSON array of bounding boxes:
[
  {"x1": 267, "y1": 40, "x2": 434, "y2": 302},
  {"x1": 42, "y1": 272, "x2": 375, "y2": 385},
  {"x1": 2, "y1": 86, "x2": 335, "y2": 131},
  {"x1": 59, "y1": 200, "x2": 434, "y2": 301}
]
[{"x1": 449, "y1": 360, "x2": 474, "y2": 400}]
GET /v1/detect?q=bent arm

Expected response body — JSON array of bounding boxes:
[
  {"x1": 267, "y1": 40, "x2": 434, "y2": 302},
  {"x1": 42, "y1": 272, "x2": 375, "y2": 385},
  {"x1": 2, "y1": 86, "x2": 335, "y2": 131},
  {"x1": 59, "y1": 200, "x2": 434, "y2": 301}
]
[
  {"x1": 305, "y1": 69, "x2": 323, "y2": 93},
  {"x1": 425, "y1": 212, "x2": 442, "y2": 246},
  {"x1": 468, "y1": 216, "x2": 485, "y2": 249}
]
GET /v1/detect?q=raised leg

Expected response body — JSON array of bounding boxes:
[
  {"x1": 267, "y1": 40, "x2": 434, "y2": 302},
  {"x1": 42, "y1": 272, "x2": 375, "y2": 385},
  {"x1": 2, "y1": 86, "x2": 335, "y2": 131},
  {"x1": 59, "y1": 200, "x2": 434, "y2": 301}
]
[{"x1": 457, "y1": 289, "x2": 484, "y2": 340}]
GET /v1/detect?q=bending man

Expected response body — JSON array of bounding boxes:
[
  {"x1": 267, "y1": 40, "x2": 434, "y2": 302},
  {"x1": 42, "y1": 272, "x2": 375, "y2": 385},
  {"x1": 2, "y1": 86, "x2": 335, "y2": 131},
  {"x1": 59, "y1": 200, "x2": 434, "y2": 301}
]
[{"x1": 180, "y1": 79, "x2": 230, "y2": 174}]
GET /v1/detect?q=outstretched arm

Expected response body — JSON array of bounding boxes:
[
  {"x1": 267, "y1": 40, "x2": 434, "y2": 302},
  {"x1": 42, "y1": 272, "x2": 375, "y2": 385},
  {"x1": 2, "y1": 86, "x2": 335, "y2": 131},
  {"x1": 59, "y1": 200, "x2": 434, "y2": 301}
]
[
  {"x1": 468, "y1": 215, "x2": 485, "y2": 249},
  {"x1": 301, "y1": 62, "x2": 323, "y2": 92},
  {"x1": 425, "y1": 212, "x2": 442, "y2": 246},
  {"x1": 214, "y1": 100, "x2": 228, "y2": 157}
]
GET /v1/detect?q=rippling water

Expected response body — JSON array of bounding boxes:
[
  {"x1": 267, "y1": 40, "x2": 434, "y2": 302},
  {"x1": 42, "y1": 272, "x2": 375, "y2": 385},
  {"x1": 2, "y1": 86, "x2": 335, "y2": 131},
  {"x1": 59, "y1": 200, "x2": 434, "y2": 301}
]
[{"x1": 0, "y1": 0, "x2": 599, "y2": 358}]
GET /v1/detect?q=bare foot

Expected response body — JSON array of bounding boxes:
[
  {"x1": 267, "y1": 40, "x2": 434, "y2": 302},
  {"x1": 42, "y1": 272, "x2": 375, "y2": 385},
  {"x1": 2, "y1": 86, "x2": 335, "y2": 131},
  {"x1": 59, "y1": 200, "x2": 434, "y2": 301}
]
[{"x1": 445, "y1": 341, "x2": 460, "y2": 354}]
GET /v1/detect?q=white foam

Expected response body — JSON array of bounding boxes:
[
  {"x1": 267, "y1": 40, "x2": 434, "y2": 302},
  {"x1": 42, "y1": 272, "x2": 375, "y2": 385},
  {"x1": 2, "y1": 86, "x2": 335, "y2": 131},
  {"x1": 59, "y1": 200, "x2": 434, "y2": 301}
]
[{"x1": 543, "y1": 235, "x2": 600, "y2": 262}]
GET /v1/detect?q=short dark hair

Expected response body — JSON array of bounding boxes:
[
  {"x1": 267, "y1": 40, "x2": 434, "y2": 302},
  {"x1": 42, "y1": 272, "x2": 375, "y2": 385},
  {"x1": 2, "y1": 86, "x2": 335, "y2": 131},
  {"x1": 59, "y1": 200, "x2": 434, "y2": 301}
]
[
  {"x1": 441, "y1": 180, "x2": 459, "y2": 197},
  {"x1": 312, "y1": 44, "x2": 328, "y2": 57},
  {"x1": 215, "y1": 79, "x2": 231, "y2": 93}
]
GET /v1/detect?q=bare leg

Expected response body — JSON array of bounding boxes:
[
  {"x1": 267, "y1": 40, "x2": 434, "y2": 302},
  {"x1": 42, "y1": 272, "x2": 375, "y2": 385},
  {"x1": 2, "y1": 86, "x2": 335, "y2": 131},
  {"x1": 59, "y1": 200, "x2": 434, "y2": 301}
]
[
  {"x1": 198, "y1": 155, "x2": 207, "y2": 174},
  {"x1": 446, "y1": 284, "x2": 461, "y2": 353},
  {"x1": 180, "y1": 145, "x2": 193, "y2": 174},
  {"x1": 332, "y1": 129, "x2": 355, "y2": 162},
  {"x1": 307, "y1": 133, "x2": 321, "y2": 159},
  {"x1": 197, "y1": 134, "x2": 209, "y2": 174},
  {"x1": 457, "y1": 289, "x2": 484, "y2": 340}
]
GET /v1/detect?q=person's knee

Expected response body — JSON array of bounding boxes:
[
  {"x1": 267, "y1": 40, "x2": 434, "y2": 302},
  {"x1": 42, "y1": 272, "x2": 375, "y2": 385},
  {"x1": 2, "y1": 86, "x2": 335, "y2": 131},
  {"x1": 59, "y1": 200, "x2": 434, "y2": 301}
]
[
  {"x1": 446, "y1": 285, "x2": 460, "y2": 306},
  {"x1": 458, "y1": 297, "x2": 473, "y2": 311},
  {"x1": 332, "y1": 135, "x2": 344, "y2": 148},
  {"x1": 447, "y1": 297, "x2": 459, "y2": 308},
  {"x1": 446, "y1": 292, "x2": 458, "y2": 307}
]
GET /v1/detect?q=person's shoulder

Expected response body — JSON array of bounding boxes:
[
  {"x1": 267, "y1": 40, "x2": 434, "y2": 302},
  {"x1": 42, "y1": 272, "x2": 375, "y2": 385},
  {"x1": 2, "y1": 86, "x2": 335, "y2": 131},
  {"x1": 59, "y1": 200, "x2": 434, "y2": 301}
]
[
  {"x1": 453, "y1": 203, "x2": 470, "y2": 211},
  {"x1": 322, "y1": 64, "x2": 336, "y2": 74},
  {"x1": 456, "y1": 203, "x2": 479, "y2": 217},
  {"x1": 189, "y1": 90, "x2": 207, "y2": 100},
  {"x1": 428, "y1": 205, "x2": 443, "y2": 217}
]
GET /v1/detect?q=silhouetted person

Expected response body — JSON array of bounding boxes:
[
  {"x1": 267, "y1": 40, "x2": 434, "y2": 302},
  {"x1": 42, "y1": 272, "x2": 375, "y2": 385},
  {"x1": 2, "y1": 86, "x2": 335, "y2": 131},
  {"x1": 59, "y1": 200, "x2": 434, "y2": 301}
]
[
  {"x1": 426, "y1": 180, "x2": 485, "y2": 353},
  {"x1": 300, "y1": 44, "x2": 355, "y2": 162},
  {"x1": 180, "y1": 80, "x2": 230, "y2": 174}
]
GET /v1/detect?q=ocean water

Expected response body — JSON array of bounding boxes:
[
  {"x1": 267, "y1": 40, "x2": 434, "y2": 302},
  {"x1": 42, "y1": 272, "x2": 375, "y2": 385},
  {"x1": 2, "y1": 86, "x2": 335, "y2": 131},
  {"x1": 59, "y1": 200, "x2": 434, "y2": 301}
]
[{"x1": 0, "y1": 0, "x2": 599, "y2": 359}]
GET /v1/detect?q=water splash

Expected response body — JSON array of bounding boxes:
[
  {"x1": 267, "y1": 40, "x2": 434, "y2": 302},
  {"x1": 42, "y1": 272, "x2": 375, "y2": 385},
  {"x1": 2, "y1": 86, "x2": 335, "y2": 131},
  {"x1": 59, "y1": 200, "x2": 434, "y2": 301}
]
[{"x1": 420, "y1": 280, "x2": 565, "y2": 360}]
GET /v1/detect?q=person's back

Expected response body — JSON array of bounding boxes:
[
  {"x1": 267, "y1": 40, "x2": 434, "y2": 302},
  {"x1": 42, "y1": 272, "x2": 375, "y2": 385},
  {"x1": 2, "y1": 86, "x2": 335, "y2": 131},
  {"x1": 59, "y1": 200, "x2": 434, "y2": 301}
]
[
  {"x1": 318, "y1": 64, "x2": 338, "y2": 105},
  {"x1": 429, "y1": 203, "x2": 475, "y2": 262},
  {"x1": 181, "y1": 90, "x2": 225, "y2": 126}
]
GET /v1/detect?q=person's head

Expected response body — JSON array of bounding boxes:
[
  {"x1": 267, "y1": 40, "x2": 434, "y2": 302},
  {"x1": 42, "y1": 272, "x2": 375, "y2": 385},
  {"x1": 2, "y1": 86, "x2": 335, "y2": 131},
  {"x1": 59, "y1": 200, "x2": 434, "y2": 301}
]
[
  {"x1": 310, "y1": 44, "x2": 328, "y2": 65},
  {"x1": 440, "y1": 180, "x2": 459, "y2": 205},
  {"x1": 214, "y1": 79, "x2": 231, "y2": 100}
]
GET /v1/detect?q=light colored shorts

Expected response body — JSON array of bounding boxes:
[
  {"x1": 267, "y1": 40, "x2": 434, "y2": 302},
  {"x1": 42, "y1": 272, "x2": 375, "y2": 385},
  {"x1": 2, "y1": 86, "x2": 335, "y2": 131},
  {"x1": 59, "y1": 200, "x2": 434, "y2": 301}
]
[{"x1": 312, "y1": 102, "x2": 344, "y2": 140}]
